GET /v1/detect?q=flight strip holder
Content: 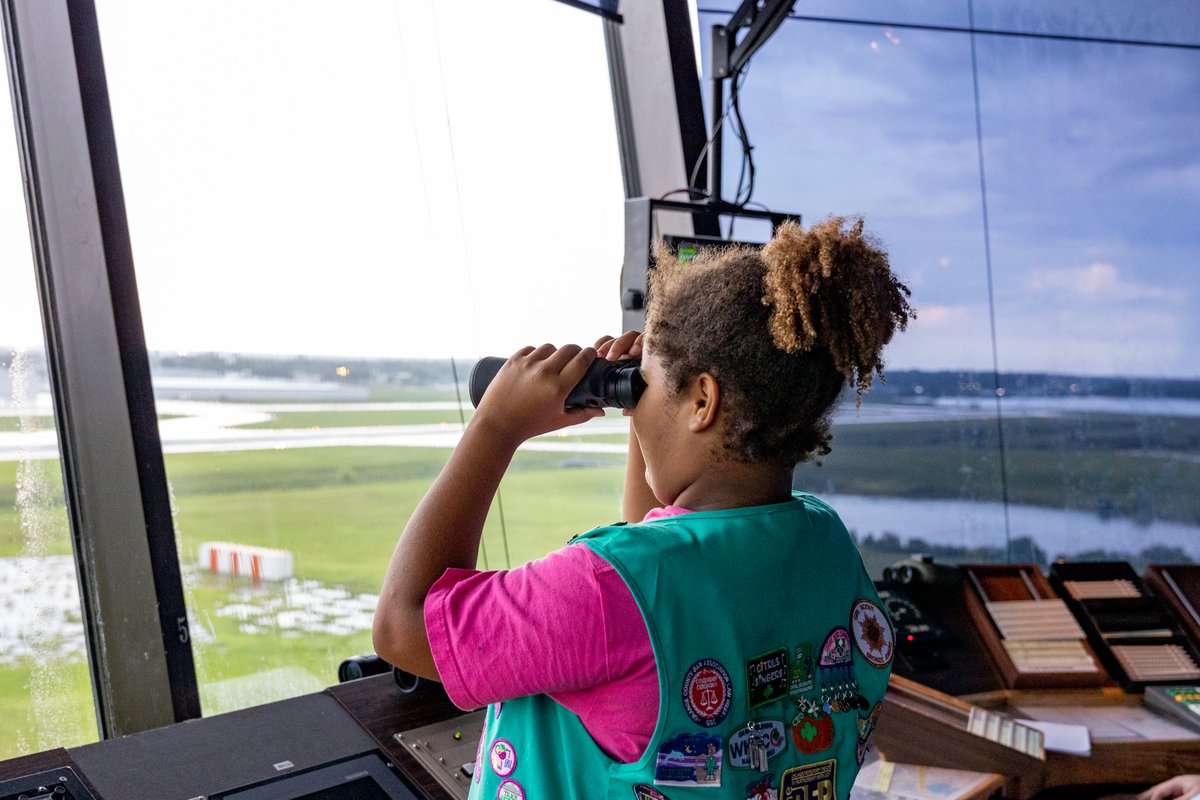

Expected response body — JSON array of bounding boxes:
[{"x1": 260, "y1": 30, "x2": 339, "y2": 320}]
[{"x1": 619, "y1": 197, "x2": 798, "y2": 331}]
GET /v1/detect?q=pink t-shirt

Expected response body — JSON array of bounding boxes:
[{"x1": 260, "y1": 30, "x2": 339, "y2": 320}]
[{"x1": 423, "y1": 506, "x2": 691, "y2": 763}]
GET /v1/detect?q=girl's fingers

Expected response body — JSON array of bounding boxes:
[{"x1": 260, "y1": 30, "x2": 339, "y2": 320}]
[
  {"x1": 543, "y1": 343, "x2": 585, "y2": 373},
  {"x1": 599, "y1": 330, "x2": 644, "y2": 361},
  {"x1": 558, "y1": 346, "x2": 597, "y2": 387}
]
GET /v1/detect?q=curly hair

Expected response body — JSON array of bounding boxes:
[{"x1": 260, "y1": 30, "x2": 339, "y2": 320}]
[{"x1": 644, "y1": 216, "x2": 913, "y2": 465}]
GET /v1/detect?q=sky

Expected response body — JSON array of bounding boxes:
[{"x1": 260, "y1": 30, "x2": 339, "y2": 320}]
[{"x1": 2, "y1": 1, "x2": 1198, "y2": 377}]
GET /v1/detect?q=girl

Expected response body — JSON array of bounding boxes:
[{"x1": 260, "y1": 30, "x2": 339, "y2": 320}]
[{"x1": 374, "y1": 216, "x2": 913, "y2": 799}]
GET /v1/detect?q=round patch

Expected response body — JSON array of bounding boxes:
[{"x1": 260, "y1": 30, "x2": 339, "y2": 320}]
[
  {"x1": 851, "y1": 599, "x2": 895, "y2": 667},
  {"x1": 489, "y1": 738, "x2": 517, "y2": 777},
  {"x1": 682, "y1": 658, "x2": 732, "y2": 727},
  {"x1": 497, "y1": 779, "x2": 525, "y2": 800}
]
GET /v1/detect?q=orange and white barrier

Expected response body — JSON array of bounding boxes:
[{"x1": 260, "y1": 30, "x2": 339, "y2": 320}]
[{"x1": 199, "y1": 542, "x2": 293, "y2": 582}]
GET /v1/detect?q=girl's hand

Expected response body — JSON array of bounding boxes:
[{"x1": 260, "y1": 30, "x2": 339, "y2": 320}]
[
  {"x1": 596, "y1": 331, "x2": 643, "y2": 362},
  {"x1": 1139, "y1": 775, "x2": 1200, "y2": 800},
  {"x1": 472, "y1": 343, "x2": 605, "y2": 446}
]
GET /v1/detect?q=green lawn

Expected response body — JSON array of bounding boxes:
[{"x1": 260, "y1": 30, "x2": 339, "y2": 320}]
[
  {"x1": 0, "y1": 416, "x2": 55, "y2": 432},
  {"x1": 367, "y1": 386, "x2": 465, "y2": 402}
]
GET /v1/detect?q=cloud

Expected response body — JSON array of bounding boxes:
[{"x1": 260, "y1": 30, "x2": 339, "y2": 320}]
[{"x1": 1029, "y1": 262, "x2": 1184, "y2": 303}]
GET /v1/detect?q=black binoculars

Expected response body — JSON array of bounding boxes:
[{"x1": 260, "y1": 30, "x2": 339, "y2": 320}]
[{"x1": 468, "y1": 355, "x2": 646, "y2": 410}]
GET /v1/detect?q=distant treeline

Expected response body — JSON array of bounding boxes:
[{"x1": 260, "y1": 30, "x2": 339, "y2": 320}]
[
  {"x1": 864, "y1": 370, "x2": 1200, "y2": 401},
  {"x1": 854, "y1": 530, "x2": 1194, "y2": 570},
  {"x1": 150, "y1": 351, "x2": 465, "y2": 386}
]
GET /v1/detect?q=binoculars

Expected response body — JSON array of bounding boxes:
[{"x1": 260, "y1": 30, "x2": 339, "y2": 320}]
[{"x1": 468, "y1": 355, "x2": 646, "y2": 410}]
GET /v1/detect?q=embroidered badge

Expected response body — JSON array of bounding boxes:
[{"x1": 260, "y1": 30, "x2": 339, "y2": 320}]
[
  {"x1": 682, "y1": 658, "x2": 733, "y2": 727},
  {"x1": 788, "y1": 641, "x2": 815, "y2": 697},
  {"x1": 851, "y1": 599, "x2": 895, "y2": 667},
  {"x1": 819, "y1": 626, "x2": 866, "y2": 713},
  {"x1": 789, "y1": 696, "x2": 836, "y2": 754},
  {"x1": 746, "y1": 647, "x2": 789, "y2": 709},
  {"x1": 780, "y1": 758, "x2": 836, "y2": 800},
  {"x1": 744, "y1": 773, "x2": 777, "y2": 800},
  {"x1": 726, "y1": 719, "x2": 787, "y2": 770},
  {"x1": 654, "y1": 732, "x2": 724, "y2": 787},
  {"x1": 496, "y1": 779, "x2": 525, "y2": 800},
  {"x1": 634, "y1": 784, "x2": 672, "y2": 800},
  {"x1": 489, "y1": 739, "x2": 517, "y2": 777},
  {"x1": 857, "y1": 701, "x2": 883, "y2": 764}
]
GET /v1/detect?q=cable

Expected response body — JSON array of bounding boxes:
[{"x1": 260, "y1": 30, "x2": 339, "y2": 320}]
[
  {"x1": 658, "y1": 187, "x2": 711, "y2": 200},
  {"x1": 423, "y1": 0, "x2": 511, "y2": 568},
  {"x1": 728, "y1": 62, "x2": 755, "y2": 208},
  {"x1": 687, "y1": 95, "x2": 733, "y2": 199},
  {"x1": 966, "y1": 0, "x2": 1014, "y2": 560},
  {"x1": 449, "y1": 357, "x2": 491, "y2": 569}
]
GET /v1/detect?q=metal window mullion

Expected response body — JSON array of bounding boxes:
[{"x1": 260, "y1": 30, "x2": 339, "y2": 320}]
[{"x1": 1, "y1": 0, "x2": 199, "y2": 737}]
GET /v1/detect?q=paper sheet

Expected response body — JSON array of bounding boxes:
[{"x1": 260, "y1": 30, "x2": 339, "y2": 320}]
[
  {"x1": 1015, "y1": 719, "x2": 1092, "y2": 756},
  {"x1": 1015, "y1": 704, "x2": 1200, "y2": 742}
]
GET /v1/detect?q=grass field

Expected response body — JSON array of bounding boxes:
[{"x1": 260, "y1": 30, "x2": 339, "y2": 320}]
[
  {"x1": 3, "y1": 407, "x2": 1199, "y2": 758},
  {"x1": 0, "y1": 416, "x2": 54, "y2": 432}
]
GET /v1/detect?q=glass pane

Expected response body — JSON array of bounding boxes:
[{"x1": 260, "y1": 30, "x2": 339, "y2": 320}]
[
  {"x1": 0, "y1": 69, "x2": 99, "y2": 757},
  {"x1": 978, "y1": 34, "x2": 1200, "y2": 568},
  {"x1": 703, "y1": 18, "x2": 1012, "y2": 574},
  {"x1": 973, "y1": 0, "x2": 1200, "y2": 45},
  {"x1": 96, "y1": 0, "x2": 624, "y2": 715}
]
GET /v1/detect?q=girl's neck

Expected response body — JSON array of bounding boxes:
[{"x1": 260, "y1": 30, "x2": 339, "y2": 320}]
[{"x1": 672, "y1": 461, "x2": 794, "y2": 513}]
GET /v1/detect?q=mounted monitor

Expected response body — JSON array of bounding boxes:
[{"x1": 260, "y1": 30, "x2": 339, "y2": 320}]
[{"x1": 620, "y1": 197, "x2": 799, "y2": 330}]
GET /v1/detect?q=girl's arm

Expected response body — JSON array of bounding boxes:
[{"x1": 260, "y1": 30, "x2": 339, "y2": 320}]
[
  {"x1": 372, "y1": 344, "x2": 604, "y2": 679},
  {"x1": 595, "y1": 331, "x2": 659, "y2": 522}
]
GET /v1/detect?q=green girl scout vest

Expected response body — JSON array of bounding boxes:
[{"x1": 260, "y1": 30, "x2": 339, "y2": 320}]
[{"x1": 467, "y1": 492, "x2": 893, "y2": 800}]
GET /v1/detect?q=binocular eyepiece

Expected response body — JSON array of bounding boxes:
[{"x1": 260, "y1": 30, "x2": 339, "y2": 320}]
[{"x1": 468, "y1": 355, "x2": 646, "y2": 410}]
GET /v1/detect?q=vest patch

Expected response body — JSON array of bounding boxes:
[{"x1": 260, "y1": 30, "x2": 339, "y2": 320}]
[
  {"x1": 726, "y1": 719, "x2": 787, "y2": 769},
  {"x1": 682, "y1": 658, "x2": 732, "y2": 727},
  {"x1": 489, "y1": 738, "x2": 517, "y2": 777},
  {"x1": 633, "y1": 784, "x2": 672, "y2": 800},
  {"x1": 780, "y1": 759, "x2": 836, "y2": 800},
  {"x1": 746, "y1": 648, "x2": 790, "y2": 709},
  {"x1": 856, "y1": 701, "x2": 883, "y2": 764},
  {"x1": 788, "y1": 641, "x2": 816, "y2": 697},
  {"x1": 654, "y1": 731, "x2": 723, "y2": 787},
  {"x1": 850, "y1": 599, "x2": 895, "y2": 667},
  {"x1": 497, "y1": 778, "x2": 525, "y2": 800},
  {"x1": 819, "y1": 627, "x2": 865, "y2": 713},
  {"x1": 744, "y1": 773, "x2": 778, "y2": 800}
]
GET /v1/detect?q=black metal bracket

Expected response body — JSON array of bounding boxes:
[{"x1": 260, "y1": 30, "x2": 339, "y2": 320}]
[{"x1": 712, "y1": 0, "x2": 795, "y2": 79}]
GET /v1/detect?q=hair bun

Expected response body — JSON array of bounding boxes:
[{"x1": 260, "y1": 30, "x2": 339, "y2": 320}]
[{"x1": 762, "y1": 216, "x2": 913, "y2": 400}]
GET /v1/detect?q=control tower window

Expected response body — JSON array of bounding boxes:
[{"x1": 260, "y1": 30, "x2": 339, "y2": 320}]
[
  {"x1": 92, "y1": 0, "x2": 623, "y2": 717},
  {"x1": 0, "y1": 74, "x2": 99, "y2": 759},
  {"x1": 696, "y1": 3, "x2": 1200, "y2": 572}
]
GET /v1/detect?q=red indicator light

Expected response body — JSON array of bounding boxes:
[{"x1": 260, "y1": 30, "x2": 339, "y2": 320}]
[{"x1": 906, "y1": 634, "x2": 915, "y2": 641}]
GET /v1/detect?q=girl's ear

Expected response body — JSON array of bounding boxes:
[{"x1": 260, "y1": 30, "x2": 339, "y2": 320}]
[{"x1": 687, "y1": 372, "x2": 720, "y2": 432}]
